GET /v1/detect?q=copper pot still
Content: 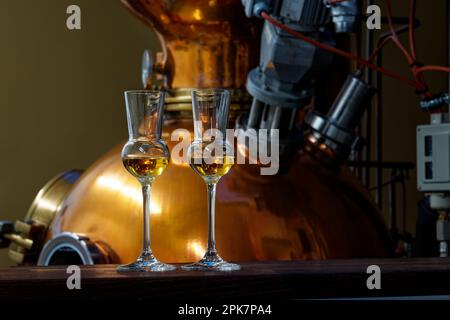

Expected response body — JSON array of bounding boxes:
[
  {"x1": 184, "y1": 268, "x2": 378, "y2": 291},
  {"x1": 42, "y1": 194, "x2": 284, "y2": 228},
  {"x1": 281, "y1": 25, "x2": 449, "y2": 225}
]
[{"x1": 12, "y1": 0, "x2": 392, "y2": 265}]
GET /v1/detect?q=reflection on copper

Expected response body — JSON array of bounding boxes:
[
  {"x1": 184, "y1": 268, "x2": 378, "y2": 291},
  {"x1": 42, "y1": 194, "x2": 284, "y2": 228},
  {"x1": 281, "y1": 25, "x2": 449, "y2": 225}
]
[
  {"x1": 43, "y1": 1, "x2": 392, "y2": 265},
  {"x1": 121, "y1": 0, "x2": 262, "y2": 88},
  {"x1": 188, "y1": 240, "x2": 205, "y2": 259},
  {"x1": 192, "y1": 8, "x2": 203, "y2": 21},
  {"x1": 96, "y1": 175, "x2": 162, "y2": 216},
  {"x1": 49, "y1": 120, "x2": 392, "y2": 264}
]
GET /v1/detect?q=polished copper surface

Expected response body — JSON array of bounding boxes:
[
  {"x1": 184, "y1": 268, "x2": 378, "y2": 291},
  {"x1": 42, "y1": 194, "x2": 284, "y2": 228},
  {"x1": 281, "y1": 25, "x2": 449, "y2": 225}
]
[
  {"x1": 37, "y1": 0, "x2": 391, "y2": 264},
  {"x1": 121, "y1": 0, "x2": 261, "y2": 88},
  {"x1": 48, "y1": 119, "x2": 391, "y2": 263}
]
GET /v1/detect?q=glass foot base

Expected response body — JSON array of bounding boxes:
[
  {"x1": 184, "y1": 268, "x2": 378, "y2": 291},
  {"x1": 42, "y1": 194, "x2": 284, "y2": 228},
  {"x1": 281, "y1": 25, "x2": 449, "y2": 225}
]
[
  {"x1": 116, "y1": 257, "x2": 176, "y2": 272},
  {"x1": 181, "y1": 252, "x2": 241, "y2": 271}
]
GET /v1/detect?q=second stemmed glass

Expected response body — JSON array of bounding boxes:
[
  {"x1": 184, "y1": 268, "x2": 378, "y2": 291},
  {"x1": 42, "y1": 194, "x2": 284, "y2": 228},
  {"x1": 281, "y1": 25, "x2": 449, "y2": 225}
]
[
  {"x1": 117, "y1": 90, "x2": 176, "y2": 272},
  {"x1": 182, "y1": 89, "x2": 241, "y2": 271}
]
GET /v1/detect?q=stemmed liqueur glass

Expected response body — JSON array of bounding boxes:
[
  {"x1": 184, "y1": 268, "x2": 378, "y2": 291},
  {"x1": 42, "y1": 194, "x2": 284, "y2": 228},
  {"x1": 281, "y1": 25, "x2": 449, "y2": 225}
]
[
  {"x1": 182, "y1": 89, "x2": 241, "y2": 271},
  {"x1": 117, "y1": 90, "x2": 176, "y2": 272}
]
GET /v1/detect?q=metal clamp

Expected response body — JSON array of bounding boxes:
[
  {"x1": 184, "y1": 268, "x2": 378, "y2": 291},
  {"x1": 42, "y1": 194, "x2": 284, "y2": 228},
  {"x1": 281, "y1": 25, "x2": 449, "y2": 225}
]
[{"x1": 37, "y1": 232, "x2": 116, "y2": 266}]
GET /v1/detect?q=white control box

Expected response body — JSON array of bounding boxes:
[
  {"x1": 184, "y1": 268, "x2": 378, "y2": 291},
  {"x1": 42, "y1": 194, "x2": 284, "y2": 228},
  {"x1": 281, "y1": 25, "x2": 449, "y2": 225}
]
[{"x1": 417, "y1": 123, "x2": 450, "y2": 192}]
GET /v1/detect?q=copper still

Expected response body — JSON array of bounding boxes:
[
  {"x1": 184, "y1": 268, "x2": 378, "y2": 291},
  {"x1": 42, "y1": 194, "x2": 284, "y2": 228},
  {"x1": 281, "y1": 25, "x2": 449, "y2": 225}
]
[{"x1": 6, "y1": 0, "x2": 392, "y2": 266}]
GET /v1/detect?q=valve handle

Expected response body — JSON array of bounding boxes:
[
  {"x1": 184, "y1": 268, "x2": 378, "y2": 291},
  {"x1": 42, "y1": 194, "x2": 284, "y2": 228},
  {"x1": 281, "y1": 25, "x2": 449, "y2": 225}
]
[{"x1": 0, "y1": 221, "x2": 14, "y2": 248}]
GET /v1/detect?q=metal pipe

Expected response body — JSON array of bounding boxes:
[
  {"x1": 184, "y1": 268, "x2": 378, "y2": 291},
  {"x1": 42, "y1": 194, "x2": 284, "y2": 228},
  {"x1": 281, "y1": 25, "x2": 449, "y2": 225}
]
[
  {"x1": 328, "y1": 75, "x2": 375, "y2": 129},
  {"x1": 363, "y1": 0, "x2": 374, "y2": 189},
  {"x1": 448, "y1": 0, "x2": 450, "y2": 97},
  {"x1": 247, "y1": 99, "x2": 264, "y2": 128},
  {"x1": 376, "y1": 52, "x2": 383, "y2": 208},
  {"x1": 371, "y1": 17, "x2": 420, "y2": 208},
  {"x1": 288, "y1": 108, "x2": 297, "y2": 131},
  {"x1": 270, "y1": 106, "x2": 282, "y2": 130},
  {"x1": 346, "y1": 160, "x2": 414, "y2": 170},
  {"x1": 388, "y1": 169, "x2": 399, "y2": 245}
]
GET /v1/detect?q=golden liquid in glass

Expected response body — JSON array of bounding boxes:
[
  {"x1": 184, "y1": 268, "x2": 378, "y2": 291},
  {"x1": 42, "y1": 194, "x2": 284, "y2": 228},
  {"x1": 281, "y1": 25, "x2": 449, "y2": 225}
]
[
  {"x1": 123, "y1": 156, "x2": 168, "y2": 179},
  {"x1": 190, "y1": 156, "x2": 234, "y2": 178}
]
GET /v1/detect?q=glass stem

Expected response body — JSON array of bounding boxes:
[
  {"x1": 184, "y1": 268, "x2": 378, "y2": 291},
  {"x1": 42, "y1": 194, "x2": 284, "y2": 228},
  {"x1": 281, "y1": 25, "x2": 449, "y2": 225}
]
[
  {"x1": 206, "y1": 183, "x2": 217, "y2": 254},
  {"x1": 141, "y1": 183, "x2": 154, "y2": 260}
]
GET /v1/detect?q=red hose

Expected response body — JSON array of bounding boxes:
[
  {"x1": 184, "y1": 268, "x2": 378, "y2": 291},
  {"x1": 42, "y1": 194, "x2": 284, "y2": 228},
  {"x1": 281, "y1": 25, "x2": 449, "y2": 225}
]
[
  {"x1": 415, "y1": 65, "x2": 450, "y2": 76},
  {"x1": 260, "y1": 12, "x2": 424, "y2": 90},
  {"x1": 409, "y1": 0, "x2": 417, "y2": 60},
  {"x1": 385, "y1": 0, "x2": 414, "y2": 65}
]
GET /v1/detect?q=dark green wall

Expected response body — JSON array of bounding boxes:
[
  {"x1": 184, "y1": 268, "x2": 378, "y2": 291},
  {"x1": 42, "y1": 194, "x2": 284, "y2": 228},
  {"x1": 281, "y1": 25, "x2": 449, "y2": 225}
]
[{"x1": 0, "y1": 0, "x2": 158, "y2": 266}]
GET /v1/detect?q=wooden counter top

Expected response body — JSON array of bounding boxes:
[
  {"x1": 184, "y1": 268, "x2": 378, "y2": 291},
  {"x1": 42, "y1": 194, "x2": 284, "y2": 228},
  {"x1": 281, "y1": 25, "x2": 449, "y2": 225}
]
[{"x1": 1, "y1": 258, "x2": 450, "y2": 300}]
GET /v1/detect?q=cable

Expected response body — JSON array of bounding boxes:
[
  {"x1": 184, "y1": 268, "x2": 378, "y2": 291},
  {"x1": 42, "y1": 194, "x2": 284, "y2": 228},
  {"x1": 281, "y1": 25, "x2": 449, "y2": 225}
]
[
  {"x1": 260, "y1": 11, "x2": 424, "y2": 90},
  {"x1": 368, "y1": 35, "x2": 394, "y2": 63},
  {"x1": 385, "y1": 0, "x2": 414, "y2": 65},
  {"x1": 384, "y1": 0, "x2": 429, "y2": 95},
  {"x1": 363, "y1": 24, "x2": 410, "y2": 67},
  {"x1": 382, "y1": 0, "x2": 433, "y2": 97},
  {"x1": 369, "y1": 174, "x2": 402, "y2": 191},
  {"x1": 415, "y1": 65, "x2": 450, "y2": 76},
  {"x1": 262, "y1": 6, "x2": 450, "y2": 105},
  {"x1": 409, "y1": 0, "x2": 417, "y2": 60},
  {"x1": 405, "y1": 0, "x2": 429, "y2": 95},
  {"x1": 418, "y1": 66, "x2": 450, "y2": 76}
]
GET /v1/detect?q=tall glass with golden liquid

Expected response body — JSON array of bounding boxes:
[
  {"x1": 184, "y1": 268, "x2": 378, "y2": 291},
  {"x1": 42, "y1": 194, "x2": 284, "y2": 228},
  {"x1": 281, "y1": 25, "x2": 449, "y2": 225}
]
[
  {"x1": 182, "y1": 89, "x2": 240, "y2": 271},
  {"x1": 117, "y1": 90, "x2": 175, "y2": 272}
]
